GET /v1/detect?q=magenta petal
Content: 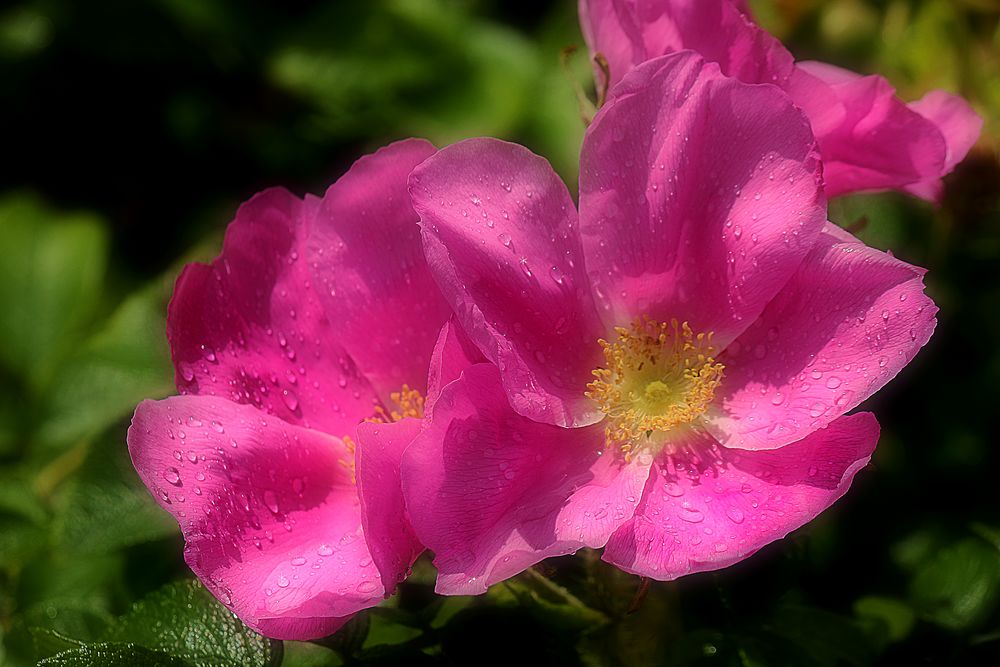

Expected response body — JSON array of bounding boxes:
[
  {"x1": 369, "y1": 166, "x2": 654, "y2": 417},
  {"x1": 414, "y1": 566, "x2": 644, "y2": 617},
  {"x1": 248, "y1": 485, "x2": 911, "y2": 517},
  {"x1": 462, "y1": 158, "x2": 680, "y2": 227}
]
[
  {"x1": 786, "y1": 62, "x2": 950, "y2": 199},
  {"x1": 904, "y1": 90, "x2": 984, "y2": 201},
  {"x1": 411, "y1": 138, "x2": 607, "y2": 427},
  {"x1": 580, "y1": 52, "x2": 826, "y2": 346},
  {"x1": 168, "y1": 188, "x2": 379, "y2": 437},
  {"x1": 425, "y1": 317, "x2": 487, "y2": 414},
  {"x1": 355, "y1": 418, "x2": 425, "y2": 594},
  {"x1": 308, "y1": 139, "x2": 452, "y2": 399},
  {"x1": 603, "y1": 414, "x2": 879, "y2": 580},
  {"x1": 578, "y1": 0, "x2": 794, "y2": 90},
  {"x1": 128, "y1": 396, "x2": 383, "y2": 640},
  {"x1": 401, "y1": 364, "x2": 651, "y2": 594},
  {"x1": 706, "y1": 228, "x2": 936, "y2": 450}
]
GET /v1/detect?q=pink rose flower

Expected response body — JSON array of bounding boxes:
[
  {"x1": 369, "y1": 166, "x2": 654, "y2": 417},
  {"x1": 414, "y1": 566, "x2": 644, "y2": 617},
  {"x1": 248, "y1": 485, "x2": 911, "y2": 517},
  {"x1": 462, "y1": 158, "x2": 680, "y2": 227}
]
[
  {"x1": 578, "y1": 0, "x2": 982, "y2": 201},
  {"x1": 403, "y1": 52, "x2": 936, "y2": 590},
  {"x1": 128, "y1": 139, "x2": 452, "y2": 639}
]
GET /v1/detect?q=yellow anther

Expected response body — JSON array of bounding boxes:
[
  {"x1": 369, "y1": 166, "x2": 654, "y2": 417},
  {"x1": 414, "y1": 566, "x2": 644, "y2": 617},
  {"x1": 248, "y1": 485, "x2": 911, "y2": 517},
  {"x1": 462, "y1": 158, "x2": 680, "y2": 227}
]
[
  {"x1": 339, "y1": 385, "x2": 426, "y2": 483},
  {"x1": 370, "y1": 384, "x2": 426, "y2": 424},
  {"x1": 585, "y1": 317, "x2": 724, "y2": 451},
  {"x1": 339, "y1": 434, "x2": 357, "y2": 483}
]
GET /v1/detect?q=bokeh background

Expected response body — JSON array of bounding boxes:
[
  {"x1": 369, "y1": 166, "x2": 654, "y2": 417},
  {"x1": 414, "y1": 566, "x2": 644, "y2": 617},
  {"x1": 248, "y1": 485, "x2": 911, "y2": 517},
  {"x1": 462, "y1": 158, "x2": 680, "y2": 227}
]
[{"x1": 1, "y1": 1, "x2": 998, "y2": 665}]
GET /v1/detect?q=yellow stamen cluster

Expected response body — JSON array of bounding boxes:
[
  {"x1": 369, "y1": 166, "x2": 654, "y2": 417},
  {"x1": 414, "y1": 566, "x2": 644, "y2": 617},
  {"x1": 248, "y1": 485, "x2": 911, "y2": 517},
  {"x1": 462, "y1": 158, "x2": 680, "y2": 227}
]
[
  {"x1": 585, "y1": 318, "x2": 724, "y2": 453},
  {"x1": 370, "y1": 384, "x2": 426, "y2": 423},
  {"x1": 339, "y1": 434, "x2": 357, "y2": 483},
  {"x1": 339, "y1": 385, "x2": 426, "y2": 483}
]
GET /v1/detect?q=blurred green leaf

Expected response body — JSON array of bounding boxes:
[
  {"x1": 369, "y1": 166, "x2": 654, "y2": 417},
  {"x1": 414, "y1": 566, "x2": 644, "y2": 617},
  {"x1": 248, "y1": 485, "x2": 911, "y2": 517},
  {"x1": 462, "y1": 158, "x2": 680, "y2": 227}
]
[
  {"x1": 279, "y1": 641, "x2": 342, "y2": 667},
  {"x1": 37, "y1": 283, "x2": 173, "y2": 447},
  {"x1": 0, "y1": 194, "x2": 107, "y2": 388},
  {"x1": 854, "y1": 595, "x2": 915, "y2": 645},
  {"x1": 28, "y1": 627, "x2": 85, "y2": 661},
  {"x1": 910, "y1": 537, "x2": 1000, "y2": 631},
  {"x1": 52, "y1": 432, "x2": 176, "y2": 556},
  {"x1": 38, "y1": 643, "x2": 189, "y2": 666},
  {"x1": 100, "y1": 579, "x2": 274, "y2": 667}
]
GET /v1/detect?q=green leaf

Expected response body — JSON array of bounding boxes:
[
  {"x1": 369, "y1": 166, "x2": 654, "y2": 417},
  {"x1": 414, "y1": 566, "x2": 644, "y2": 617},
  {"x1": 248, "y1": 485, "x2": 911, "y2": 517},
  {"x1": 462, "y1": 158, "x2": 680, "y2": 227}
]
[
  {"x1": 37, "y1": 283, "x2": 173, "y2": 447},
  {"x1": 279, "y1": 641, "x2": 342, "y2": 667},
  {"x1": 38, "y1": 643, "x2": 190, "y2": 666},
  {"x1": 53, "y1": 431, "x2": 176, "y2": 556},
  {"x1": 854, "y1": 596, "x2": 915, "y2": 644},
  {"x1": 910, "y1": 537, "x2": 1000, "y2": 631},
  {"x1": 101, "y1": 579, "x2": 274, "y2": 667},
  {"x1": 0, "y1": 194, "x2": 108, "y2": 388}
]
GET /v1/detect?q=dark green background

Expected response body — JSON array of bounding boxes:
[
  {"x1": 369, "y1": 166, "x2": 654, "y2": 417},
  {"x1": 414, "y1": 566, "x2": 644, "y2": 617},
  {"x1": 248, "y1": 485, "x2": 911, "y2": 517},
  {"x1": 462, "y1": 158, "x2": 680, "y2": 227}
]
[{"x1": 1, "y1": 1, "x2": 998, "y2": 665}]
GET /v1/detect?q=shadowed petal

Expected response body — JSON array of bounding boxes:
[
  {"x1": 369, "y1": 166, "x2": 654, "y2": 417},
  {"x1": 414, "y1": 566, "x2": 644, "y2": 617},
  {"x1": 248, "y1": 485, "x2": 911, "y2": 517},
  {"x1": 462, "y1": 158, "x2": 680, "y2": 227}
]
[
  {"x1": 355, "y1": 418, "x2": 425, "y2": 594},
  {"x1": 168, "y1": 188, "x2": 379, "y2": 437},
  {"x1": 308, "y1": 139, "x2": 451, "y2": 400},
  {"x1": 411, "y1": 139, "x2": 607, "y2": 427}
]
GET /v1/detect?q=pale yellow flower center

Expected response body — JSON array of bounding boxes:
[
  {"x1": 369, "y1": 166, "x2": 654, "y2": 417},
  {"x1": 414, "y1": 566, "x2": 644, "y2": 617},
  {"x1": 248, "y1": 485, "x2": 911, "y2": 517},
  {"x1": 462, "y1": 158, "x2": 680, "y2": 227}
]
[{"x1": 585, "y1": 318, "x2": 724, "y2": 456}]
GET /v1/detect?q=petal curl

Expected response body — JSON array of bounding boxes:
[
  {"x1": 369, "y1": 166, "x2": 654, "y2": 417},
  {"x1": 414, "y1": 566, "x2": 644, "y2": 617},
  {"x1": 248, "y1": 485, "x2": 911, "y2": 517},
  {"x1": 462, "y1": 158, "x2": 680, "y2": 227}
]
[
  {"x1": 355, "y1": 418, "x2": 425, "y2": 594},
  {"x1": 603, "y1": 414, "x2": 878, "y2": 579},
  {"x1": 411, "y1": 139, "x2": 606, "y2": 427},
  {"x1": 128, "y1": 396, "x2": 382, "y2": 640},
  {"x1": 786, "y1": 62, "x2": 951, "y2": 198},
  {"x1": 580, "y1": 52, "x2": 825, "y2": 346},
  {"x1": 401, "y1": 363, "x2": 651, "y2": 595},
  {"x1": 705, "y1": 228, "x2": 936, "y2": 450}
]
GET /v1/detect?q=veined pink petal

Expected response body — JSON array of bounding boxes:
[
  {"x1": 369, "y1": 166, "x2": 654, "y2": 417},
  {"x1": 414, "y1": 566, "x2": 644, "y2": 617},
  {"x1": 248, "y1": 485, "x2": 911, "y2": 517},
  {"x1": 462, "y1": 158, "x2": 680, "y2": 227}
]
[
  {"x1": 411, "y1": 139, "x2": 607, "y2": 427},
  {"x1": 705, "y1": 228, "x2": 936, "y2": 450},
  {"x1": 168, "y1": 188, "x2": 379, "y2": 437},
  {"x1": 580, "y1": 52, "x2": 826, "y2": 347},
  {"x1": 355, "y1": 418, "x2": 425, "y2": 594},
  {"x1": 904, "y1": 90, "x2": 984, "y2": 201},
  {"x1": 308, "y1": 139, "x2": 451, "y2": 400},
  {"x1": 578, "y1": 0, "x2": 794, "y2": 91},
  {"x1": 787, "y1": 62, "x2": 950, "y2": 199},
  {"x1": 425, "y1": 317, "x2": 487, "y2": 414},
  {"x1": 603, "y1": 413, "x2": 879, "y2": 580},
  {"x1": 401, "y1": 363, "x2": 651, "y2": 595},
  {"x1": 128, "y1": 396, "x2": 383, "y2": 640}
]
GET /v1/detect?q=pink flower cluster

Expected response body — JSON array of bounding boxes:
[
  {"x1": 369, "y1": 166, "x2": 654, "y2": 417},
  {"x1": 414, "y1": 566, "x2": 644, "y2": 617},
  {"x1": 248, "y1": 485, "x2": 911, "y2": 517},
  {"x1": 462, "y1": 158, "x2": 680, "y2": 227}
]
[{"x1": 128, "y1": 0, "x2": 980, "y2": 640}]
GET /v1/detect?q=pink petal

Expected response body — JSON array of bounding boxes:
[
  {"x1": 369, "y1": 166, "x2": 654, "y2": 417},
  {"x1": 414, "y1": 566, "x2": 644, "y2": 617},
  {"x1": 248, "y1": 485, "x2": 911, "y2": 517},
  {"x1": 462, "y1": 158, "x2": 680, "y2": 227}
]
[
  {"x1": 786, "y1": 62, "x2": 950, "y2": 199},
  {"x1": 578, "y1": 0, "x2": 794, "y2": 91},
  {"x1": 904, "y1": 90, "x2": 984, "y2": 201},
  {"x1": 128, "y1": 395, "x2": 383, "y2": 640},
  {"x1": 355, "y1": 418, "x2": 425, "y2": 594},
  {"x1": 411, "y1": 138, "x2": 607, "y2": 427},
  {"x1": 425, "y1": 317, "x2": 487, "y2": 414},
  {"x1": 401, "y1": 363, "x2": 651, "y2": 595},
  {"x1": 308, "y1": 139, "x2": 452, "y2": 399},
  {"x1": 603, "y1": 413, "x2": 879, "y2": 580},
  {"x1": 168, "y1": 188, "x2": 379, "y2": 437},
  {"x1": 705, "y1": 228, "x2": 936, "y2": 450},
  {"x1": 580, "y1": 52, "x2": 826, "y2": 347}
]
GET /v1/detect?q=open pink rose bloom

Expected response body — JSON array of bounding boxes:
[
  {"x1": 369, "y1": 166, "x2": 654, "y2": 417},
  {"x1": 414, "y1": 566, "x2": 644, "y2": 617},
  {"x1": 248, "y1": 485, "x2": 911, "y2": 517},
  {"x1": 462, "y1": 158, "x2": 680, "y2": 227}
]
[
  {"x1": 128, "y1": 139, "x2": 451, "y2": 639},
  {"x1": 578, "y1": 0, "x2": 982, "y2": 201},
  {"x1": 125, "y1": 3, "x2": 983, "y2": 640},
  {"x1": 404, "y1": 51, "x2": 938, "y2": 591}
]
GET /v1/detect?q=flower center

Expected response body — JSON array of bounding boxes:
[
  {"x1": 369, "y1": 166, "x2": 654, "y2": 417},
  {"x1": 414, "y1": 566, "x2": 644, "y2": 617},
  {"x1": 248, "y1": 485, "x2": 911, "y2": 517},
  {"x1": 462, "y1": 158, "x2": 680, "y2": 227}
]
[{"x1": 585, "y1": 318, "x2": 724, "y2": 454}]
